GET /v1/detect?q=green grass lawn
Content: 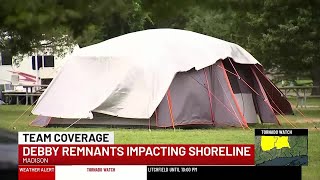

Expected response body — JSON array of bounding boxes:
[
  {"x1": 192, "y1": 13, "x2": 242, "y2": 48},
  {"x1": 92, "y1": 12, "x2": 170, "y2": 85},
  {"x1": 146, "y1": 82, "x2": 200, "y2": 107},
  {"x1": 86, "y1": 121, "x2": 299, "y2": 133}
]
[{"x1": 0, "y1": 98, "x2": 320, "y2": 179}]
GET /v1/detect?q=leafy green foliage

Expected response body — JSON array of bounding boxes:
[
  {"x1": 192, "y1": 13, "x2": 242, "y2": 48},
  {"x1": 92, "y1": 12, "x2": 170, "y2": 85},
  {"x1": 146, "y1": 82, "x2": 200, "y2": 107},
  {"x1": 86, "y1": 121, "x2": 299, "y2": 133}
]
[
  {"x1": 245, "y1": 1, "x2": 320, "y2": 75},
  {"x1": 0, "y1": 0, "x2": 319, "y2": 91},
  {"x1": 0, "y1": 0, "x2": 135, "y2": 53}
]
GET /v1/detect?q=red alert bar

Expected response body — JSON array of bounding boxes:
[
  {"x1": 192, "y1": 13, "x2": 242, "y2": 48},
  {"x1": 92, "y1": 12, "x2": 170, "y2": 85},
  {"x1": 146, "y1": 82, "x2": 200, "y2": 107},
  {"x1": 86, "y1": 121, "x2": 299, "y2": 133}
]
[
  {"x1": 18, "y1": 165, "x2": 55, "y2": 180},
  {"x1": 18, "y1": 144, "x2": 254, "y2": 165}
]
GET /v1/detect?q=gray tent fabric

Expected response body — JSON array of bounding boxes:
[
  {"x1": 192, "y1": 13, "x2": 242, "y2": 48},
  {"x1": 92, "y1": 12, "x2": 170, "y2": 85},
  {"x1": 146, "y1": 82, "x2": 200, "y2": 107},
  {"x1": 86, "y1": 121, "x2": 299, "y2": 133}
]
[
  {"x1": 222, "y1": 60, "x2": 280, "y2": 124},
  {"x1": 155, "y1": 60, "x2": 248, "y2": 128},
  {"x1": 251, "y1": 68, "x2": 279, "y2": 124},
  {"x1": 156, "y1": 67, "x2": 213, "y2": 127},
  {"x1": 30, "y1": 59, "x2": 293, "y2": 128},
  {"x1": 30, "y1": 116, "x2": 52, "y2": 127},
  {"x1": 235, "y1": 93, "x2": 257, "y2": 124},
  {"x1": 38, "y1": 113, "x2": 154, "y2": 127},
  {"x1": 251, "y1": 65, "x2": 293, "y2": 115},
  {"x1": 225, "y1": 60, "x2": 258, "y2": 124}
]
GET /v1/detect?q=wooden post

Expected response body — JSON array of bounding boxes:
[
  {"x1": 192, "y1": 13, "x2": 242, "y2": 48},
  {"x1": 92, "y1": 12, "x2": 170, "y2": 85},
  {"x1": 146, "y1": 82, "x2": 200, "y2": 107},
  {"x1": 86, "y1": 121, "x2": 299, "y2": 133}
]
[
  {"x1": 304, "y1": 88, "x2": 307, "y2": 108},
  {"x1": 25, "y1": 87, "x2": 29, "y2": 105}
]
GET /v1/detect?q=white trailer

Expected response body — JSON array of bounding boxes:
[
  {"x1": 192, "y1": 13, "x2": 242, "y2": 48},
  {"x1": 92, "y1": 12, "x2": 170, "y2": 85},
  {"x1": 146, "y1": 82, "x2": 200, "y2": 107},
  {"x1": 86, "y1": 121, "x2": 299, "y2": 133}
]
[{"x1": 0, "y1": 45, "x2": 79, "y2": 92}]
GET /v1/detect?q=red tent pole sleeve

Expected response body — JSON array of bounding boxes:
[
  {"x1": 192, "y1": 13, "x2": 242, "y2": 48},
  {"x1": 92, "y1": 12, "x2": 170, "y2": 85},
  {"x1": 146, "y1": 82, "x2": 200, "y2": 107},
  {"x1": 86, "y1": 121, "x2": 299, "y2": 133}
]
[
  {"x1": 188, "y1": 74, "x2": 245, "y2": 127},
  {"x1": 220, "y1": 62, "x2": 249, "y2": 128},
  {"x1": 166, "y1": 89, "x2": 175, "y2": 129}
]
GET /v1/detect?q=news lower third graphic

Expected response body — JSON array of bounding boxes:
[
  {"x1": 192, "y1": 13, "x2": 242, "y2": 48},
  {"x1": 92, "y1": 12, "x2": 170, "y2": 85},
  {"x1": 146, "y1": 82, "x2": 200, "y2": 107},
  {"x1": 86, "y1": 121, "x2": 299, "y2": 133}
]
[
  {"x1": 15, "y1": 131, "x2": 305, "y2": 180},
  {"x1": 254, "y1": 129, "x2": 308, "y2": 166}
]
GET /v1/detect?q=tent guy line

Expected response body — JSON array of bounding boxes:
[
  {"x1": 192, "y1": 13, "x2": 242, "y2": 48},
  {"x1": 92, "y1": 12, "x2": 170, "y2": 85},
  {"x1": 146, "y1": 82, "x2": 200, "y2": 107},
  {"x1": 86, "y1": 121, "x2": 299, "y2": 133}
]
[
  {"x1": 10, "y1": 99, "x2": 38, "y2": 129},
  {"x1": 218, "y1": 61, "x2": 296, "y2": 128},
  {"x1": 64, "y1": 118, "x2": 82, "y2": 130},
  {"x1": 188, "y1": 75, "x2": 246, "y2": 129},
  {"x1": 252, "y1": 65, "x2": 318, "y2": 130}
]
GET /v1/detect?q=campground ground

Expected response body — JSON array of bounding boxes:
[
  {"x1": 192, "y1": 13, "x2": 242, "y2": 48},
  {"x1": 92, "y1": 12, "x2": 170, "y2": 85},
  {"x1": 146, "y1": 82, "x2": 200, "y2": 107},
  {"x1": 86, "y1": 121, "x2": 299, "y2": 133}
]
[{"x1": 0, "y1": 97, "x2": 319, "y2": 179}]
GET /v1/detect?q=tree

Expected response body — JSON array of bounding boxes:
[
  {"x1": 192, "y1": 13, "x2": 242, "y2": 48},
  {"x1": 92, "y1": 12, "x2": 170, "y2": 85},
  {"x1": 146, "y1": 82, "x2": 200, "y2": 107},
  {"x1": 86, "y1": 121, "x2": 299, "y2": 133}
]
[
  {"x1": 244, "y1": 0, "x2": 320, "y2": 94},
  {"x1": 77, "y1": 0, "x2": 153, "y2": 47},
  {"x1": 176, "y1": 0, "x2": 320, "y2": 94},
  {"x1": 0, "y1": 0, "x2": 133, "y2": 54},
  {"x1": 1, "y1": 0, "x2": 318, "y2": 95}
]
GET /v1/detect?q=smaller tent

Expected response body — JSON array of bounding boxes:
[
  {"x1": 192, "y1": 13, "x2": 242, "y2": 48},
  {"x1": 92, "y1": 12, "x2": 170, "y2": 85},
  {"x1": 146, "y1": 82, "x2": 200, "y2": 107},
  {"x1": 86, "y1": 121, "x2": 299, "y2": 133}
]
[{"x1": 30, "y1": 29, "x2": 293, "y2": 128}]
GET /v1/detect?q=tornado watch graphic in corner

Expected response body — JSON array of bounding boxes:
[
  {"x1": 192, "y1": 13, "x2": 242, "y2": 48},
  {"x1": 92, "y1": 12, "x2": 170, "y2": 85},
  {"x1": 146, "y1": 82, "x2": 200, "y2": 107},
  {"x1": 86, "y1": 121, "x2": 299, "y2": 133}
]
[{"x1": 254, "y1": 129, "x2": 308, "y2": 166}]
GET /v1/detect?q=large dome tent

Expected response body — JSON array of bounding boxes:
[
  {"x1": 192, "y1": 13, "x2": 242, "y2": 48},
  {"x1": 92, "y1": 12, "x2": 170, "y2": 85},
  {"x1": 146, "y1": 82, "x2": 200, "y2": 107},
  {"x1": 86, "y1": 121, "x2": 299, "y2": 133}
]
[{"x1": 30, "y1": 28, "x2": 293, "y2": 128}]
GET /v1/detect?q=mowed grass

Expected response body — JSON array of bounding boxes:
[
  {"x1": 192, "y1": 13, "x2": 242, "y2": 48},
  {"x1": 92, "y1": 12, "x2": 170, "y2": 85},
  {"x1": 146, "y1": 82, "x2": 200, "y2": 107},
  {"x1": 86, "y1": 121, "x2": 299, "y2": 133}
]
[{"x1": 0, "y1": 97, "x2": 319, "y2": 179}]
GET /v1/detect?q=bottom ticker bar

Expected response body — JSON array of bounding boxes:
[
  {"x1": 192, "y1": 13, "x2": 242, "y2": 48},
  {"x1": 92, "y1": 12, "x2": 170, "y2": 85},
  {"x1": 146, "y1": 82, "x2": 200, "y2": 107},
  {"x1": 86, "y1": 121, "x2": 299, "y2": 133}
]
[
  {"x1": 12, "y1": 165, "x2": 302, "y2": 180},
  {"x1": 147, "y1": 166, "x2": 301, "y2": 180}
]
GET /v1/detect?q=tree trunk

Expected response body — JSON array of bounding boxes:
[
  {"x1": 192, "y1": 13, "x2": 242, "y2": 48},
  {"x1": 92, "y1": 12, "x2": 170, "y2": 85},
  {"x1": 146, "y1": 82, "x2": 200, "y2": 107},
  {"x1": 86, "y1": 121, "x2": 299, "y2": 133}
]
[{"x1": 311, "y1": 65, "x2": 320, "y2": 95}]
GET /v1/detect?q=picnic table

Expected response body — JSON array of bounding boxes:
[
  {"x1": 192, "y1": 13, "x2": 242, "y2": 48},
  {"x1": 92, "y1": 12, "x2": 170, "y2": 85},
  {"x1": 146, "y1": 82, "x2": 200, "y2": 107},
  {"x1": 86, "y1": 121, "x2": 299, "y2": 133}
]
[
  {"x1": 279, "y1": 86, "x2": 319, "y2": 108},
  {"x1": 2, "y1": 84, "x2": 48, "y2": 105}
]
